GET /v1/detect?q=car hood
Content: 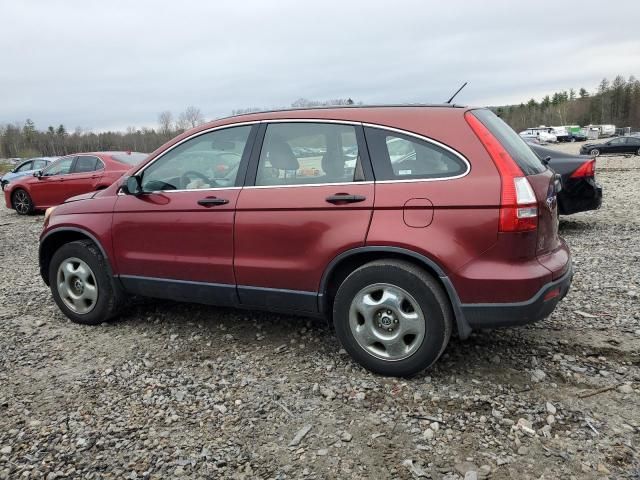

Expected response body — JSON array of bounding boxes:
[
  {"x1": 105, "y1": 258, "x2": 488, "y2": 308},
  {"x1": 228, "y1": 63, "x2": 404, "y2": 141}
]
[{"x1": 63, "y1": 191, "x2": 99, "y2": 203}]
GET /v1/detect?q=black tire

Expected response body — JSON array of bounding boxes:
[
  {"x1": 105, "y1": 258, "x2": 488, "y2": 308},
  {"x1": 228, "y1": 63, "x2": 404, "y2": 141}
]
[
  {"x1": 12, "y1": 189, "x2": 34, "y2": 215},
  {"x1": 48, "y1": 240, "x2": 125, "y2": 325},
  {"x1": 333, "y1": 260, "x2": 453, "y2": 377},
  {"x1": 590, "y1": 148, "x2": 600, "y2": 157}
]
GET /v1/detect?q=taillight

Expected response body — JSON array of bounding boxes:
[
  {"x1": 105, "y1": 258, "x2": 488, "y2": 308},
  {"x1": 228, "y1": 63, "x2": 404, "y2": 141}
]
[
  {"x1": 465, "y1": 112, "x2": 538, "y2": 232},
  {"x1": 570, "y1": 159, "x2": 596, "y2": 178}
]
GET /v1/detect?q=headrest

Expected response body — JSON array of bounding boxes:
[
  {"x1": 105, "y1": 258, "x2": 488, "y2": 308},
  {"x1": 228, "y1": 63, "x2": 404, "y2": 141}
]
[{"x1": 264, "y1": 136, "x2": 299, "y2": 170}]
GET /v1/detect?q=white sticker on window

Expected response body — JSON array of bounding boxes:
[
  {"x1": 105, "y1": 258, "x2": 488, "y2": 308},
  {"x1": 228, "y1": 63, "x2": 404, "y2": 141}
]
[{"x1": 398, "y1": 169, "x2": 412, "y2": 175}]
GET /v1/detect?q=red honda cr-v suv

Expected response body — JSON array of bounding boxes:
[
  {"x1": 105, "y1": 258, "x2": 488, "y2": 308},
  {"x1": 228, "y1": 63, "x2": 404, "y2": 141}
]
[{"x1": 39, "y1": 105, "x2": 572, "y2": 376}]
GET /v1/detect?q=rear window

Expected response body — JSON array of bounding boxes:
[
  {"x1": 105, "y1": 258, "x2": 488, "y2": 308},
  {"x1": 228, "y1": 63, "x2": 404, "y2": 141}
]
[
  {"x1": 111, "y1": 152, "x2": 148, "y2": 165},
  {"x1": 472, "y1": 109, "x2": 546, "y2": 175}
]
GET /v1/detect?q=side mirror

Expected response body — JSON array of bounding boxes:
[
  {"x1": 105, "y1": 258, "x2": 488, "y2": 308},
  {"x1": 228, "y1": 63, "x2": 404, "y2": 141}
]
[
  {"x1": 33, "y1": 170, "x2": 43, "y2": 178},
  {"x1": 121, "y1": 175, "x2": 143, "y2": 195}
]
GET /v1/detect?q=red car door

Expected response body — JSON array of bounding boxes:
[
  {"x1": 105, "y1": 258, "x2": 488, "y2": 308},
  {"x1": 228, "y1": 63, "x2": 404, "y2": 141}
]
[
  {"x1": 29, "y1": 156, "x2": 76, "y2": 207},
  {"x1": 111, "y1": 124, "x2": 257, "y2": 305},
  {"x1": 234, "y1": 121, "x2": 374, "y2": 313},
  {"x1": 59, "y1": 155, "x2": 105, "y2": 201}
]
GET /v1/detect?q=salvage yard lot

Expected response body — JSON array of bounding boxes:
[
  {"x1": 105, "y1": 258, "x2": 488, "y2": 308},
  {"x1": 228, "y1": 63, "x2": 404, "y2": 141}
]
[{"x1": 0, "y1": 148, "x2": 638, "y2": 479}]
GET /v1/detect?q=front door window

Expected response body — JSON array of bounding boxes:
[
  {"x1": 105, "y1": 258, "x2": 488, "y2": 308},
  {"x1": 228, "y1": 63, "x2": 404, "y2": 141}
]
[
  {"x1": 140, "y1": 126, "x2": 252, "y2": 191},
  {"x1": 43, "y1": 157, "x2": 74, "y2": 176}
]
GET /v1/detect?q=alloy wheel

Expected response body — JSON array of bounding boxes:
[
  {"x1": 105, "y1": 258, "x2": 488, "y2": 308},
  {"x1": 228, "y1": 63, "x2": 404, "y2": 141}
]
[
  {"x1": 348, "y1": 283, "x2": 425, "y2": 361},
  {"x1": 13, "y1": 190, "x2": 31, "y2": 214},
  {"x1": 56, "y1": 257, "x2": 98, "y2": 314}
]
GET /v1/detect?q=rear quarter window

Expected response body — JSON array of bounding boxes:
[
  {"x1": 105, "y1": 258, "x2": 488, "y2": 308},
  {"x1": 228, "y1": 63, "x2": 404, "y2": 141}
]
[
  {"x1": 111, "y1": 152, "x2": 148, "y2": 166},
  {"x1": 364, "y1": 127, "x2": 468, "y2": 181},
  {"x1": 472, "y1": 109, "x2": 546, "y2": 175}
]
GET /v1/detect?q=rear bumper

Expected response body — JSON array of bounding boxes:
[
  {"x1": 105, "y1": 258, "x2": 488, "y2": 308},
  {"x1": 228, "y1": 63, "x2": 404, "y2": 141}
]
[
  {"x1": 461, "y1": 263, "x2": 573, "y2": 329},
  {"x1": 559, "y1": 179, "x2": 602, "y2": 215}
]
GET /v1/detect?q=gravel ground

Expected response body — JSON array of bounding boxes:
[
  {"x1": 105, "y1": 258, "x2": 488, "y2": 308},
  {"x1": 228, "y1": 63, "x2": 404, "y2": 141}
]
[{"x1": 1, "y1": 161, "x2": 639, "y2": 479}]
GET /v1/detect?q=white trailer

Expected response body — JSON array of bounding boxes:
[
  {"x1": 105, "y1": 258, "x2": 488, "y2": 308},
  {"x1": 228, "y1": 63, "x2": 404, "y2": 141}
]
[{"x1": 598, "y1": 124, "x2": 616, "y2": 137}]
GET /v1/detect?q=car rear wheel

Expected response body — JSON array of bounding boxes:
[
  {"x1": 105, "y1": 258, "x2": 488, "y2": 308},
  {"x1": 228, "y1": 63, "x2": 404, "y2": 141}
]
[
  {"x1": 590, "y1": 148, "x2": 600, "y2": 156},
  {"x1": 333, "y1": 260, "x2": 452, "y2": 377},
  {"x1": 49, "y1": 240, "x2": 124, "y2": 325},
  {"x1": 12, "y1": 189, "x2": 33, "y2": 215}
]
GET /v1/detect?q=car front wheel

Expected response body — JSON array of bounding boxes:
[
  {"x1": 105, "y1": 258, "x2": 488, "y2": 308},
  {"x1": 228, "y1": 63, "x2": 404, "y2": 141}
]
[
  {"x1": 333, "y1": 260, "x2": 452, "y2": 377},
  {"x1": 49, "y1": 240, "x2": 124, "y2": 325},
  {"x1": 12, "y1": 189, "x2": 33, "y2": 215},
  {"x1": 590, "y1": 149, "x2": 600, "y2": 156}
]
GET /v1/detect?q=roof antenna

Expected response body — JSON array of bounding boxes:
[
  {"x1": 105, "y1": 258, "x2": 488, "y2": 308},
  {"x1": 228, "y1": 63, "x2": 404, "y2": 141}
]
[{"x1": 446, "y1": 82, "x2": 468, "y2": 104}]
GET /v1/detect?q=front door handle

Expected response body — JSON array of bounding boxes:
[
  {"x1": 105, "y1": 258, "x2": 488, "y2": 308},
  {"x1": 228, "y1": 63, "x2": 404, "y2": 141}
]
[
  {"x1": 325, "y1": 194, "x2": 367, "y2": 204},
  {"x1": 198, "y1": 197, "x2": 229, "y2": 207}
]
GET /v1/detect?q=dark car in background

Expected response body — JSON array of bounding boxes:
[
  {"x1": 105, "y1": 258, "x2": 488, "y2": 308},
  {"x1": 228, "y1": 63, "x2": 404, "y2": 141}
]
[
  {"x1": 1, "y1": 157, "x2": 57, "y2": 190},
  {"x1": 568, "y1": 131, "x2": 587, "y2": 142},
  {"x1": 530, "y1": 144, "x2": 602, "y2": 215},
  {"x1": 580, "y1": 136, "x2": 640, "y2": 156}
]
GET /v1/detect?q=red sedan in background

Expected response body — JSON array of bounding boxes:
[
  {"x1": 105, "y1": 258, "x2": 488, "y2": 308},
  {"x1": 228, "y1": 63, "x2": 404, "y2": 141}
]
[{"x1": 4, "y1": 151, "x2": 147, "y2": 215}]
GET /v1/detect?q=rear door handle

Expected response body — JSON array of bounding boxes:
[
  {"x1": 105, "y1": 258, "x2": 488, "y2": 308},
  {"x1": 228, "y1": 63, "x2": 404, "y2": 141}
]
[
  {"x1": 325, "y1": 194, "x2": 366, "y2": 204},
  {"x1": 197, "y1": 197, "x2": 229, "y2": 207}
]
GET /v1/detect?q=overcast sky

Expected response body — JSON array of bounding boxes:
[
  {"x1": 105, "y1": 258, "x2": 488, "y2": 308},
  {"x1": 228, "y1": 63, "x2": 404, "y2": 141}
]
[{"x1": 1, "y1": 0, "x2": 639, "y2": 131}]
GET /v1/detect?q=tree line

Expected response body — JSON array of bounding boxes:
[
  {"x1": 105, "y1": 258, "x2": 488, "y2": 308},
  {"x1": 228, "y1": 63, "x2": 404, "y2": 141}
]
[
  {"x1": 0, "y1": 106, "x2": 206, "y2": 159},
  {"x1": 0, "y1": 99, "x2": 356, "y2": 159},
  {"x1": 3, "y1": 80, "x2": 639, "y2": 159},
  {"x1": 496, "y1": 75, "x2": 640, "y2": 132}
]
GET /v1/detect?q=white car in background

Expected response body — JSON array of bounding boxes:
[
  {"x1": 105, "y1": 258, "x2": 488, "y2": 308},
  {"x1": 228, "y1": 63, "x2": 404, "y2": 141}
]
[{"x1": 519, "y1": 128, "x2": 557, "y2": 143}]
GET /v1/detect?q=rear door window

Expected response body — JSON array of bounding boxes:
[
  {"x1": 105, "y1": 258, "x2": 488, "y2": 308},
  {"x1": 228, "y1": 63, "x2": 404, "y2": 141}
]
[
  {"x1": 32, "y1": 160, "x2": 48, "y2": 170},
  {"x1": 255, "y1": 122, "x2": 361, "y2": 186},
  {"x1": 73, "y1": 156, "x2": 102, "y2": 173},
  {"x1": 364, "y1": 127, "x2": 467, "y2": 181},
  {"x1": 472, "y1": 109, "x2": 546, "y2": 175}
]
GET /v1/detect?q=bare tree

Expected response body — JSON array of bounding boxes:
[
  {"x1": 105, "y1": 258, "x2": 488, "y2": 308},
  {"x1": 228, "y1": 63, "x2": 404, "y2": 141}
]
[
  {"x1": 158, "y1": 111, "x2": 174, "y2": 135},
  {"x1": 178, "y1": 106, "x2": 205, "y2": 129}
]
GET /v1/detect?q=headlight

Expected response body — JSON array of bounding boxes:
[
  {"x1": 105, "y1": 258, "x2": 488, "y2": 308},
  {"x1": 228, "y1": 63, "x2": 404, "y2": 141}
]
[{"x1": 44, "y1": 206, "x2": 56, "y2": 223}]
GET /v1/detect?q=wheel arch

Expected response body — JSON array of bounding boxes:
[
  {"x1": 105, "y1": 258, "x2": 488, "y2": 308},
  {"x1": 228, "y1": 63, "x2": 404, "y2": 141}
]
[
  {"x1": 319, "y1": 246, "x2": 471, "y2": 339},
  {"x1": 39, "y1": 228, "x2": 112, "y2": 286}
]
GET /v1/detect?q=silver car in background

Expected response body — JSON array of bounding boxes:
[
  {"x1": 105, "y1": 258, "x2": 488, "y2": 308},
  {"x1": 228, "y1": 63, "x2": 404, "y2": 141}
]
[{"x1": 1, "y1": 157, "x2": 58, "y2": 190}]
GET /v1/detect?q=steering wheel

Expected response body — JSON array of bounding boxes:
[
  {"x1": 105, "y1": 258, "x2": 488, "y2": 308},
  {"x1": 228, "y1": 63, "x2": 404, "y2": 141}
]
[{"x1": 180, "y1": 170, "x2": 212, "y2": 189}]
